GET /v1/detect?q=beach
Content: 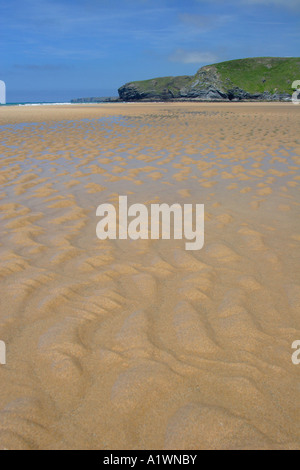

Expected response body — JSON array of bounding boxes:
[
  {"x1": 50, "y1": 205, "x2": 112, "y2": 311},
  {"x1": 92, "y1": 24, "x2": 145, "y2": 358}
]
[{"x1": 0, "y1": 102, "x2": 299, "y2": 449}]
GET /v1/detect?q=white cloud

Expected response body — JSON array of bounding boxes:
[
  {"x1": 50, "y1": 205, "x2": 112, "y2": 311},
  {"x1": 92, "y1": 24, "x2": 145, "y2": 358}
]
[
  {"x1": 242, "y1": 0, "x2": 298, "y2": 5},
  {"x1": 179, "y1": 14, "x2": 215, "y2": 30},
  {"x1": 198, "y1": 0, "x2": 300, "y2": 9},
  {"x1": 169, "y1": 49, "x2": 218, "y2": 64},
  {"x1": 179, "y1": 13, "x2": 234, "y2": 31}
]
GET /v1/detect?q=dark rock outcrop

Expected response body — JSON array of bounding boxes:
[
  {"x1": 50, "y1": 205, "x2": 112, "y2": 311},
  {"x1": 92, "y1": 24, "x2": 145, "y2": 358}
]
[{"x1": 225, "y1": 87, "x2": 290, "y2": 101}]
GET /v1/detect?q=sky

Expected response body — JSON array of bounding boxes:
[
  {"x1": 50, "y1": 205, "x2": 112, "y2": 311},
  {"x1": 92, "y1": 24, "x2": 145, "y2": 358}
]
[{"x1": 0, "y1": 0, "x2": 299, "y2": 102}]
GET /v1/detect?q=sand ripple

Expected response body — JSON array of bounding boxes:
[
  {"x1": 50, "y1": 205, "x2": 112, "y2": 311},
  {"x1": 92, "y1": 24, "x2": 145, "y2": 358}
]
[{"x1": 0, "y1": 103, "x2": 299, "y2": 449}]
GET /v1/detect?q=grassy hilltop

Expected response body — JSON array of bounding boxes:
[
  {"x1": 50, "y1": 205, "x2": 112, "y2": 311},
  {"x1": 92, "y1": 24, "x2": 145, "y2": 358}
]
[
  {"x1": 118, "y1": 57, "x2": 300, "y2": 101},
  {"x1": 215, "y1": 57, "x2": 300, "y2": 94}
]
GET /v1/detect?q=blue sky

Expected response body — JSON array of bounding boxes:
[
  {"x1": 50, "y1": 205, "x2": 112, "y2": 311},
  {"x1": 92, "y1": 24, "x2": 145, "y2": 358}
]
[{"x1": 0, "y1": 0, "x2": 299, "y2": 102}]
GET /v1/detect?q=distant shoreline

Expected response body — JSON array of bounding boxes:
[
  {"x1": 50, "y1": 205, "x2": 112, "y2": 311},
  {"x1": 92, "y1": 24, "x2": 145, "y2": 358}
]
[
  {"x1": 72, "y1": 97, "x2": 292, "y2": 104},
  {"x1": 0, "y1": 102, "x2": 73, "y2": 107}
]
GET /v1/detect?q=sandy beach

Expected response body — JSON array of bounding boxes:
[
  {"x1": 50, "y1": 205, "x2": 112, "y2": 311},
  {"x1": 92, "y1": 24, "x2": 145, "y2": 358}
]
[{"x1": 0, "y1": 102, "x2": 299, "y2": 450}]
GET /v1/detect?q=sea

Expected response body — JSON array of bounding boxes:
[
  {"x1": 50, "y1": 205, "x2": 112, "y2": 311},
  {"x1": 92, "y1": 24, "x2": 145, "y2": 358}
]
[{"x1": 1, "y1": 102, "x2": 72, "y2": 106}]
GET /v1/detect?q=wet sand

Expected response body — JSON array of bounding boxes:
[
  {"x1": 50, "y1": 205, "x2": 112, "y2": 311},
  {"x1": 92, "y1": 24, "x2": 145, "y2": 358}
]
[{"x1": 0, "y1": 103, "x2": 299, "y2": 449}]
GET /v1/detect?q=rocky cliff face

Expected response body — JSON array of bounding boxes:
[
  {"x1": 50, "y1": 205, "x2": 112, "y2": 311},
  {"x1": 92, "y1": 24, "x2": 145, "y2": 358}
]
[{"x1": 118, "y1": 60, "x2": 295, "y2": 102}]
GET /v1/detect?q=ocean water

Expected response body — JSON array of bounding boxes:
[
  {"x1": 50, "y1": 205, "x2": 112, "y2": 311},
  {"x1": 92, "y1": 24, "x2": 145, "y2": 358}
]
[{"x1": 0, "y1": 102, "x2": 72, "y2": 106}]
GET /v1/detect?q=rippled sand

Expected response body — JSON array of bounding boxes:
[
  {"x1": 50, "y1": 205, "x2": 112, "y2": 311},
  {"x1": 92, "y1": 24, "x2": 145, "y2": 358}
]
[{"x1": 0, "y1": 103, "x2": 299, "y2": 450}]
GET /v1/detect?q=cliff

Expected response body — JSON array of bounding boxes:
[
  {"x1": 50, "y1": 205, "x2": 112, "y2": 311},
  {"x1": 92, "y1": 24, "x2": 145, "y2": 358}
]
[{"x1": 118, "y1": 57, "x2": 300, "y2": 102}]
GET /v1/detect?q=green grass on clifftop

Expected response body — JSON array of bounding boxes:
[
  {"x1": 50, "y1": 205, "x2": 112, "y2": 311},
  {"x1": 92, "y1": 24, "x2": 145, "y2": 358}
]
[
  {"x1": 213, "y1": 57, "x2": 300, "y2": 95},
  {"x1": 130, "y1": 75, "x2": 192, "y2": 95}
]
